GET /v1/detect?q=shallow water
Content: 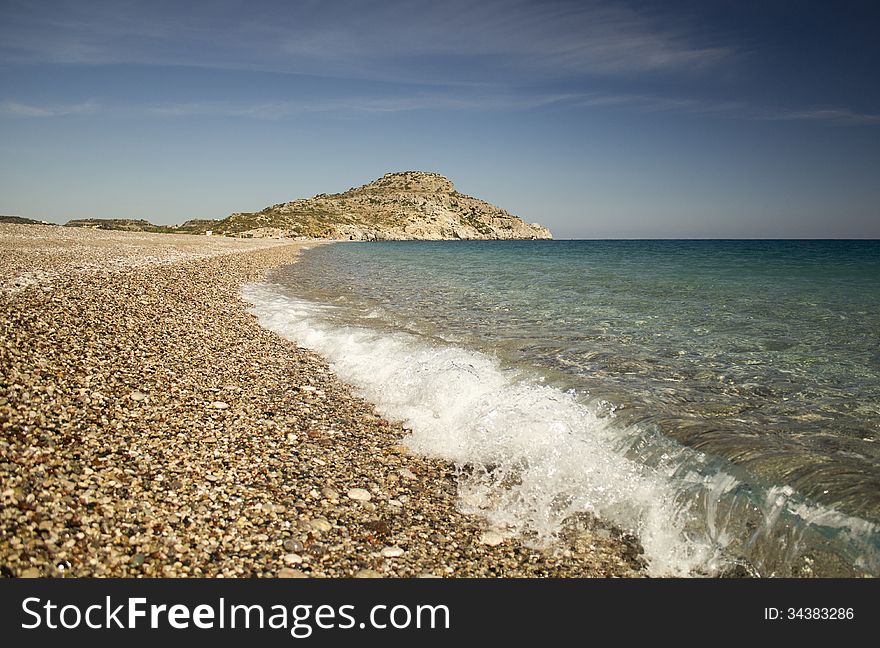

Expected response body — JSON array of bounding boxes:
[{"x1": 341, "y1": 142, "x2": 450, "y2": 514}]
[{"x1": 244, "y1": 240, "x2": 880, "y2": 576}]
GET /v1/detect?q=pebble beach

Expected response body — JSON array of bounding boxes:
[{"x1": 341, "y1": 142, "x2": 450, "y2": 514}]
[{"x1": 0, "y1": 224, "x2": 644, "y2": 578}]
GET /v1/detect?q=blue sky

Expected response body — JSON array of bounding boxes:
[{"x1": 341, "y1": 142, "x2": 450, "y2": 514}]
[{"x1": 1, "y1": 0, "x2": 878, "y2": 238}]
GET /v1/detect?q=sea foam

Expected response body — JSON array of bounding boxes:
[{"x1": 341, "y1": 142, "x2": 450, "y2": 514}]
[{"x1": 243, "y1": 282, "x2": 725, "y2": 575}]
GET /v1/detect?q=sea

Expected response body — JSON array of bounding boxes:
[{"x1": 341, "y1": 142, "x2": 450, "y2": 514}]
[{"x1": 242, "y1": 240, "x2": 880, "y2": 577}]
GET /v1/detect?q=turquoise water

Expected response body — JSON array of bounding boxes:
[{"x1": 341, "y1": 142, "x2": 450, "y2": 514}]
[{"x1": 246, "y1": 240, "x2": 880, "y2": 576}]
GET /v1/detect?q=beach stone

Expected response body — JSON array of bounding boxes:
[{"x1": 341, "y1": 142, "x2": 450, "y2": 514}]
[
  {"x1": 307, "y1": 518, "x2": 332, "y2": 533},
  {"x1": 307, "y1": 544, "x2": 327, "y2": 559},
  {"x1": 130, "y1": 553, "x2": 146, "y2": 567},
  {"x1": 209, "y1": 401, "x2": 229, "y2": 409},
  {"x1": 278, "y1": 568, "x2": 308, "y2": 578},
  {"x1": 283, "y1": 553, "x2": 303, "y2": 565},
  {"x1": 20, "y1": 568, "x2": 41, "y2": 578},
  {"x1": 347, "y1": 488, "x2": 372, "y2": 502},
  {"x1": 354, "y1": 569, "x2": 383, "y2": 578},
  {"x1": 365, "y1": 519, "x2": 392, "y2": 537},
  {"x1": 322, "y1": 487, "x2": 339, "y2": 500},
  {"x1": 479, "y1": 531, "x2": 505, "y2": 546},
  {"x1": 129, "y1": 391, "x2": 147, "y2": 402},
  {"x1": 283, "y1": 539, "x2": 304, "y2": 552},
  {"x1": 399, "y1": 468, "x2": 417, "y2": 480},
  {"x1": 381, "y1": 546, "x2": 404, "y2": 558}
]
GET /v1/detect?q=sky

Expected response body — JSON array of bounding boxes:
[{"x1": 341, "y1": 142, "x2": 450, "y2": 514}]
[{"x1": 1, "y1": 0, "x2": 879, "y2": 238}]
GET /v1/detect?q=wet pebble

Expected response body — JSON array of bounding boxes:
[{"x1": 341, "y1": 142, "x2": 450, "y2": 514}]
[{"x1": 283, "y1": 539, "x2": 304, "y2": 553}]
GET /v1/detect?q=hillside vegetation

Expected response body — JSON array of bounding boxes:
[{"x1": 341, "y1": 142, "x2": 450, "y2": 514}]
[{"x1": 63, "y1": 172, "x2": 553, "y2": 240}]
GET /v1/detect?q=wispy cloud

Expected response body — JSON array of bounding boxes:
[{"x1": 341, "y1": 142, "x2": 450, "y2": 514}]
[
  {"x1": 568, "y1": 92, "x2": 744, "y2": 115},
  {"x1": 142, "y1": 92, "x2": 575, "y2": 118},
  {"x1": 268, "y1": 0, "x2": 732, "y2": 79},
  {"x1": 3, "y1": 92, "x2": 879, "y2": 128},
  {"x1": 0, "y1": 0, "x2": 730, "y2": 81},
  {"x1": 567, "y1": 93, "x2": 880, "y2": 125},
  {"x1": 2, "y1": 1, "x2": 877, "y2": 129},
  {"x1": 0, "y1": 92, "x2": 569, "y2": 120},
  {"x1": 0, "y1": 100, "x2": 100, "y2": 117},
  {"x1": 756, "y1": 107, "x2": 880, "y2": 126}
]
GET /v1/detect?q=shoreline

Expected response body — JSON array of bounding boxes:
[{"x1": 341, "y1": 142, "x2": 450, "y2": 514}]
[{"x1": 1, "y1": 224, "x2": 644, "y2": 577}]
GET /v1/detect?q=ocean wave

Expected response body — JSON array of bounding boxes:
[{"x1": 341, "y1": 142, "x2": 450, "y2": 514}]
[{"x1": 242, "y1": 282, "x2": 880, "y2": 576}]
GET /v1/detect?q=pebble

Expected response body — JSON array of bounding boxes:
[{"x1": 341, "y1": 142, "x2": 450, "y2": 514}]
[
  {"x1": 381, "y1": 546, "x2": 404, "y2": 558},
  {"x1": 209, "y1": 401, "x2": 229, "y2": 409},
  {"x1": 479, "y1": 531, "x2": 505, "y2": 546},
  {"x1": 307, "y1": 519, "x2": 332, "y2": 533},
  {"x1": 306, "y1": 544, "x2": 327, "y2": 559},
  {"x1": 283, "y1": 539, "x2": 304, "y2": 553},
  {"x1": 278, "y1": 568, "x2": 308, "y2": 578},
  {"x1": 283, "y1": 553, "x2": 303, "y2": 565},
  {"x1": 130, "y1": 391, "x2": 148, "y2": 402},
  {"x1": 346, "y1": 488, "x2": 372, "y2": 501}
]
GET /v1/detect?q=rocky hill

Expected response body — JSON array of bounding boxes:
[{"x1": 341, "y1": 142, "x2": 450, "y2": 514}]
[
  {"x1": 57, "y1": 173, "x2": 552, "y2": 240},
  {"x1": 190, "y1": 172, "x2": 552, "y2": 240}
]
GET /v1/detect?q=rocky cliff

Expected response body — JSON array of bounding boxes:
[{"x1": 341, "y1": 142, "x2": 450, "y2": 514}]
[{"x1": 192, "y1": 172, "x2": 552, "y2": 240}]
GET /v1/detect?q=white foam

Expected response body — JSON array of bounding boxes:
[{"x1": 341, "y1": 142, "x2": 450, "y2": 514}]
[{"x1": 243, "y1": 282, "x2": 723, "y2": 575}]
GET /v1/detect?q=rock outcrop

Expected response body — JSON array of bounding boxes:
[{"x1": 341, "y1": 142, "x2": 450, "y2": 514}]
[{"x1": 200, "y1": 171, "x2": 552, "y2": 240}]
